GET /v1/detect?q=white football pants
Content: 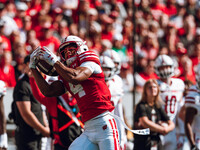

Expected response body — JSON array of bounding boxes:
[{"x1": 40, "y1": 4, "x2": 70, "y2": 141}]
[{"x1": 69, "y1": 112, "x2": 121, "y2": 150}]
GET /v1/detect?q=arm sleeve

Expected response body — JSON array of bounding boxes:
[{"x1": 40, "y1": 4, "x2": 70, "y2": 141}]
[{"x1": 80, "y1": 61, "x2": 102, "y2": 74}]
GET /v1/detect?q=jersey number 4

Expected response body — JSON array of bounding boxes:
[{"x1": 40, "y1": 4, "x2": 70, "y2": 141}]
[{"x1": 69, "y1": 83, "x2": 86, "y2": 98}]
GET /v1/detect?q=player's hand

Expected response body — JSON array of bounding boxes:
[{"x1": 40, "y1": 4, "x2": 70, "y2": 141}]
[
  {"x1": 38, "y1": 46, "x2": 59, "y2": 66},
  {"x1": 29, "y1": 46, "x2": 41, "y2": 69},
  {"x1": 0, "y1": 133, "x2": 7, "y2": 149}
]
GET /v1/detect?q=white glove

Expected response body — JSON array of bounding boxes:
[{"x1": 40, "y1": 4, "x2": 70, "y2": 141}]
[
  {"x1": 38, "y1": 46, "x2": 59, "y2": 66},
  {"x1": 0, "y1": 133, "x2": 8, "y2": 148},
  {"x1": 29, "y1": 46, "x2": 41, "y2": 69}
]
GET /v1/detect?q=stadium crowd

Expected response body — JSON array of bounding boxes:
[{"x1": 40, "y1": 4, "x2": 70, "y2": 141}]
[{"x1": 0, "y1": 0, "x2": 200, "y2": 149}]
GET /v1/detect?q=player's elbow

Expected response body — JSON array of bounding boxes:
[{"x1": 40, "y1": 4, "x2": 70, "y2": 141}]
[
  {"x1": 68, "y1": 73, "x2": 84, "y2": 85},
  {"x1": 42, "y1": 91, "x2": 51, "y2": 97},
  {"x1": 42, "y1": 88, "x2": 56, "y2": 97}
]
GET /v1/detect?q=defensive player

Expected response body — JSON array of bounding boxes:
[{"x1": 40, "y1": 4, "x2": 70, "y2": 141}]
[
  {"x1": 185, "y1": 63, "x2": 200, "y2": 150},
  {"x1": 102, "y1": 49, "x2": 123, "y2": 89},
  {"x1": 154, "y1": 54, "x2": 185, "y2": 150},
  {"x1": 29, "y1": 35, "x2": 121, "y2": 150},
  {"x1": 100, "y1": 55, "x2": 127, "y2": 150},
  {"x1": 0, "y1": 80, "x2": 7, "y2": 150},
  {"x1": 176, "y1": 80, "x2": 192, "y2": 150}
]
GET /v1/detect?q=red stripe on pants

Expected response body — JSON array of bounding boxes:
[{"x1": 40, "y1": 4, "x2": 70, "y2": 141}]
[
  {"x1": 109, "y1": 119, "x2": 119, "y2": 150},
  {"x1": 112, "y1": 118, "x2": 120, "y2": 148}
]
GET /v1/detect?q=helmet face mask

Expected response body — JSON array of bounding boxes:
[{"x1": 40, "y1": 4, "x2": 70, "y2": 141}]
[
  {"x1": 157, "y1": 65, "x2": 173, "y2": 79},
  {"x1": 100, "y1": 56, "x2": 115, "y2": 81},
  {"x1": 59, "y1": 42, "x2": 78, "y2": 61},
  {"x1": 102, "y1": 68, "x2": 113, "y2": 81},
  {"x1": 102, "y1": 49, "x2": 121, "y2": 75},
  {"x1": 59, "y1": 36, "x2": 88, "y2": 62},
  {"x1": 154, "y1": 54, "x2": 174, "y2": 79}
]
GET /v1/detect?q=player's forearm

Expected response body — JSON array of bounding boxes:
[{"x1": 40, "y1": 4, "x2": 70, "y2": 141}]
[
  {"x1": 31, "y1": 68, "x2": 53, "y2": 96},
  {"x1": 54, "y1": 61, "x2": 80, "y2": 84},
  {"x1": 29, "y1": 77, "x2": 46, "y2": 102}
]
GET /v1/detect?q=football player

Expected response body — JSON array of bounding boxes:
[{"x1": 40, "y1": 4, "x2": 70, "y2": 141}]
[
  {"x1": 0, "y1": 80, "x2": 7, "y2": 150},
  {"x1": 100, "y1": 55, "x2": 127, "y2": 150},
  {"x1": 29, "y1": 35, "x2": 121, "y2": 150},
  {"x1": 176, "y1": 80, "x2": 192, "y2": 150},
  {"x1": 185, "y1": 63, "x2": 200, "y2": 150},
  {"x1": 154, "y1": 54, "x2": 185, "y2": 150}
]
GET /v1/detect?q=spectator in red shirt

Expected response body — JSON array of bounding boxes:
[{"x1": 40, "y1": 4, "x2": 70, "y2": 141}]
[
  {"x1": 135, "y1": 59, "x2": 158, "y2": 93},
  {"x1": 190, "y1": 43, "x2": 200, "y2": 70},
  {"x1": 136, "y1": 0, "x2": 150, "y2": 19},
  {"x1": 0, "y1": 51, "x2": 16, "y2": 87},
  {"x1": 150, "y1": 0, "x2": 166, "y2": 21},
  {"x1": 26, "y1": 0, "x2": 41, "y2": 16},
  {"x1": 14, "y1": 2, "x2": 28, "y2": 30},
  {"x1": 140, "y1": 32, "x2": 159, "y2": 60},
  {"x1": 163, "y1": 22, "x2": 180, "y2": 55},
  {"x1": 136, "y1": 18, "x2": 149, "y2": 43},
  {"x1": 175, "y1": 42, "x2": 189, "y2": 75},
  {"x1": 40, "y1": 25, "x2": 60, "y2": 55},
  {"x1": 68, "y1": 23, "x2": 78, "y2": 36},
  {"x1": 19, "y1": 15, "x2": 32, "y2": 44},
  {"x1": 54, "y1": 19, "x2": 69, "y2": 42},
  {"x1": 122, "y1": 20, "x2": 133, "y2": 48},
  {"x1": 179, "y1": 14, "x2": 196, "y2": 49},
  {"x1": 100, "y1": 14, "x2": 114, "y2": 41},
  {"x1": 5, "y1": 1, "x2": 16, "y2": 18},
  {"x1": 13, "y1": 42, "x2": 27, "y2": 81},
  {"x1": 177, "y1": 56, "x2": 196, "y2": 84},
  {"x1": 25, "y1": 29, "x2": 40, "y2": 54},
  {"x1": 0, "y1": 19, "x2": 11, "y2": 52},
  {"x1": 163, "y1": 0, "x2": 177, "y2": 18}
]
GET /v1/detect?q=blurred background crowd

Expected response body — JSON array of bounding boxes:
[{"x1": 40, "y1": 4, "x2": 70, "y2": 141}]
[{"x1": 1, "y1": 0, "x2": 200, "y2": 149}]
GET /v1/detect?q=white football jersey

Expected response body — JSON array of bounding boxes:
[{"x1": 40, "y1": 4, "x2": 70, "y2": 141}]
[
  {"x1": 108, "y1": 75, "x2": 127, "y2": 149},
  {"x1": 108, "y1": 75, "x2": 124, "y2": 107},
  {"x1": 185, "y1": 85, "x2": 200, "y2": 136},
  {"x1": 157, "y1": 78, "x2": 185, "y2": 122}
]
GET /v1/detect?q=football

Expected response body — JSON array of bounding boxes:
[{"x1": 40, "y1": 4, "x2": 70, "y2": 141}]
[{"x1": 36, "y1": 59, "x2": 58, "y2": 76}]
